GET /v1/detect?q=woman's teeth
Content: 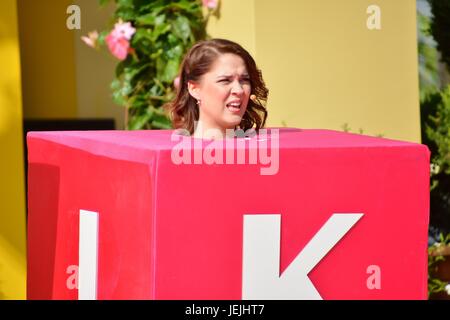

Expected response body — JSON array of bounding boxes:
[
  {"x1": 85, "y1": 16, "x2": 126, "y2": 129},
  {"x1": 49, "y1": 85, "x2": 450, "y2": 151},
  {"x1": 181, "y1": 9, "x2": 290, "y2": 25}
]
[{"x1": 226, "y1": 102, "x2": 241, "y2": 110}]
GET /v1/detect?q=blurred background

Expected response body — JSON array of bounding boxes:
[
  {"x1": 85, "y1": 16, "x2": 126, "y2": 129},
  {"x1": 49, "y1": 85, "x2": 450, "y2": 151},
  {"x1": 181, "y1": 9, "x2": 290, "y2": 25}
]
[{"x1": 0, "y1": 0, "x2": 448, "y2": 299}]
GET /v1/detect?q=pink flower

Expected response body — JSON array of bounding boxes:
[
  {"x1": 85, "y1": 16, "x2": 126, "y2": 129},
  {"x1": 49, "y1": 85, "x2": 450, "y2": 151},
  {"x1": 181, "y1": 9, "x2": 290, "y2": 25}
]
[
  {"x1": 81, "y1": 30, "x2": 99, "y2": 48},
  {"x1": 105, "y1": 19, "x2": 136, "y2": 60},
  {"x1": 106, "y1": 33, "x2": 130, "y2": 60},
  {"x1": 111, "y1": 19, "x2": 136, "y2": 40},
  {"x1": 173, "y1": 76, "x2": 180, "y2": 90},
  {"x1": 202, "y1": 0, "x2": 218, "y2": 10}
]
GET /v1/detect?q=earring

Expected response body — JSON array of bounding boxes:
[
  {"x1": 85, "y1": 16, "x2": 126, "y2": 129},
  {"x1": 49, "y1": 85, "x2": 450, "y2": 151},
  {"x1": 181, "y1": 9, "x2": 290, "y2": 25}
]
[{"x1": 196, "y1": 100, "x2": 201, "y2": 105}]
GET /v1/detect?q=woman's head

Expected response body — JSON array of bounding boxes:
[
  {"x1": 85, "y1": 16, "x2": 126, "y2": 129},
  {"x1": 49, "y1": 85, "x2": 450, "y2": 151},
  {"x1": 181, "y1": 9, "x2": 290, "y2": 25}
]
[{"x1": 165, "y1": 39, "x2": 268, "y2": 137}]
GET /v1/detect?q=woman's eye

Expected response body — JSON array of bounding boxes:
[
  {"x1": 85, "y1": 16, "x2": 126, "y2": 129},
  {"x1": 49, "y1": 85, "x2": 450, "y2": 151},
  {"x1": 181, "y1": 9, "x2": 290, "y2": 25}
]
[{"x1": 218, "y1": 78, "x2": 250, "y2": 84}]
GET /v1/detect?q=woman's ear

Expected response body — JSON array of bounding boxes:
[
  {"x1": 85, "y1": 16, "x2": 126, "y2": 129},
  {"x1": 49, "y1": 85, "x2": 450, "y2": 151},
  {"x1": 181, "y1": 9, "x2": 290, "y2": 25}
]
[{"x1": 187, "y1": 81, "x2": 200, "y2": 101}]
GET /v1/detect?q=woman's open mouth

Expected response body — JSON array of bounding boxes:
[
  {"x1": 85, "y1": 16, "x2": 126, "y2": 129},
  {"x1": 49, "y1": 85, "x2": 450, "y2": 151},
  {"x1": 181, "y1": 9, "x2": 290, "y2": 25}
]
[{"x1": 226, "y1": 101, "x2": 242, "y2": 113}]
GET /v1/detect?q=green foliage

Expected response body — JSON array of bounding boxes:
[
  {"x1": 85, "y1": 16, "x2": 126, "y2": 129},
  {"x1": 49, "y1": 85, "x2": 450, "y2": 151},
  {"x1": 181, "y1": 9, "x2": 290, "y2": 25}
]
[
  {"x1": 340, "y1": 123, "x2": 384, "y2": 138},
  {"x1": 427, "y1": 0, "x2": 450, "y2": 73},
  {"x1": 421, "y1": 87, "x2": 450, "y2": 231},
  {"x1": 418, "y1": 1, "x2": 450, "y2": 235},
  {"x1": 97, "y1": 0, "x2": 209, "y2": 129},
  {"x1": 423, "y1": 86, "x2": 450, "y2": 176},
  {"x1": 417, "y1": 10, "x2": 440, "y2": 100},
  {"x1": 420, "y1": 2, "x2": 450, "y2": 298},
  {"x1": 428, "y1": 233, "x2": 450, "y2": 297}
]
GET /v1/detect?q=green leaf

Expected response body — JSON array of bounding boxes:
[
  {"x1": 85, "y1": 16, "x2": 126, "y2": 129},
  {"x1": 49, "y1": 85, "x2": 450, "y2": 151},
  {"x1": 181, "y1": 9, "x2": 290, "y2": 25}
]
[
  {"x1": 168, "y1": 44, "x2": 183, "y2": 60},
  {"x1": 149, "y1": 83, "x2": 162, "y2": 96},
  {"x1": 132, "y1": 28, "x2": 153, "y2": 42},
  {"x1": 116, "y1": 0, "x2": 133, "y2": 8},
  {"x1": 123, "y1": 63, "x2": 151, "y2": 84},
  {"x1": 128, "y1": 108, "x2": 154, "y2": 130},
  {"x1": 112, "y1": 89, "x2": 126, "y2": 105},
  {"x1": 149, "y1": 106, "x2": 172, "y2": 129},
  {"x1": 155, "y1": 14, "x2": 166, "y2": 26},
  {"x1": 115, "y1": 6, "x2": 136, "y2": 21},
  {"x1": 167, "y1": 33, "x2": 179, "y2": 46},
  {"x1": 97, "y1": 30, "x2": 110, "y2": 46},
  {"x1": 136, "y1": 13, "x2": 156, "y2": 26},
  {"x1": 168, "y1": 1, "x2": 197, "y2": 12},
  {"x1": 150, "y1": 48, "x2": 163, "y2": 59},
  {"x1": 152, "y1": 24, "x2": 171, "y2": 41},
  {"x1": 161, "y1": 59, "x2": 180, "y2": 82},
  {"x1": 98, "y1": 0, "x2": 111, "y2": 7},
  {"x1": 151, "y1": 119, "x2": 172, "y2": 129},
  {"x1": 115, "y1": 61, "x2": 125, "y2": 78},
  {"x1": 171, "y1": 15, "x2": 192, "y2": 44},
  {"x1": 121, "y1": 83, "x2": 133, "y2": 96},
  {"x1": 138, "y1": 0, "x2": 166, "y2": 15},
  {"x1": 111, "y1": 79, "x2": 121, "y2": 90}
]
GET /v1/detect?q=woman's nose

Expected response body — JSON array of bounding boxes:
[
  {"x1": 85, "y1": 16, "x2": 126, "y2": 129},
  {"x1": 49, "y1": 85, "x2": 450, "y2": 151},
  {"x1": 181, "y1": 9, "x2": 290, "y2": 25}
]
[{"x1": 231, "y1": 80, "x2": 244, "y2": 94}]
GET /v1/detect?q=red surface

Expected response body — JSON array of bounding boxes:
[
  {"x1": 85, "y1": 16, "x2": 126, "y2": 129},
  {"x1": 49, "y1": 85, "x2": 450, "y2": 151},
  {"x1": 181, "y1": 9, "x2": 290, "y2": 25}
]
[{"x1": 27, "y1": 128, "x2": 430, "y2": 299}]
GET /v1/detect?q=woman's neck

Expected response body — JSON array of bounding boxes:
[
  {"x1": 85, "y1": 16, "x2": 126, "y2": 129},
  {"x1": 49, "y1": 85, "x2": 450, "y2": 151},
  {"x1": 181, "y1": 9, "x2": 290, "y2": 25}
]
[{"x1": 193, "y1": 120, "x2": 235, "y2": 140}]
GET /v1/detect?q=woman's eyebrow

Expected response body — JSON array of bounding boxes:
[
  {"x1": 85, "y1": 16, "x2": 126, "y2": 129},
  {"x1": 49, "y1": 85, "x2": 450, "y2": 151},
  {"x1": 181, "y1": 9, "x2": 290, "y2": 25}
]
[
  {"x1": 216, "y1": 74, "x2": 232, "y2": 79},
  {"x1": 216, "y1": 73, "x2": 250, "y2": 79}
]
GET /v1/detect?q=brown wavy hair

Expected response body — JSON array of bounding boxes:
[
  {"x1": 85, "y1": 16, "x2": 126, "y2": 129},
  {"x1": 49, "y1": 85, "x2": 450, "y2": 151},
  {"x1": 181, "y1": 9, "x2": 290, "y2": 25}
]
[{"x1": 164, "y1": 38, "x2": 268, "y2": 134}]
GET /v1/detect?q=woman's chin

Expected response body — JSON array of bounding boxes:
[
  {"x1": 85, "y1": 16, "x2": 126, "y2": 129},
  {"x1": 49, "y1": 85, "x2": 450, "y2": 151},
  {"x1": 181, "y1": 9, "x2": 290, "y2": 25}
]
[{"x1": 222, "y1": 116, "x2": 242, "y2": 130}]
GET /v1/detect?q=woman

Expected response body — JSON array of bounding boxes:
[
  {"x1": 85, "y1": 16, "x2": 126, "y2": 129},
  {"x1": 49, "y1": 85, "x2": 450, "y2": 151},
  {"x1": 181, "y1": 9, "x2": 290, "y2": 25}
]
[{"x1": 165, "y1": 39, "x2": 269, "y2": 139}]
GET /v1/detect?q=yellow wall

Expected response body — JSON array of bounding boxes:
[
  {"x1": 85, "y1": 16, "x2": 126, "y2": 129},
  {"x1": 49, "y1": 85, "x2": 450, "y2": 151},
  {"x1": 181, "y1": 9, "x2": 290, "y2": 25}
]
[
  {"x1": 0, "y1": 0, "x2": 26, "y2": 300},
  {"x1": 205, "y1": 0, "x2": 256, "y2": 57},
  {"x1": 73, "y1": 0, "x2": 124, "y2": 128},
  {"x1": 208, "y1": 0, "x2": 421, "y2": 142},
  {"x1": 16, "y1": 0, "x2": 123, "y2": 127},
  {"x1": 17, "y1": 0, "x2": 78, "y2": 119}
]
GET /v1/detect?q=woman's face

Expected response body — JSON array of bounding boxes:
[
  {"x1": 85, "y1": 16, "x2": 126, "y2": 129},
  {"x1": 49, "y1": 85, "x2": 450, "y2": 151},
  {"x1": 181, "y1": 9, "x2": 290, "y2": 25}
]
[{"x1": 189, "y1": 53, "x2": 251, "y2": 133}]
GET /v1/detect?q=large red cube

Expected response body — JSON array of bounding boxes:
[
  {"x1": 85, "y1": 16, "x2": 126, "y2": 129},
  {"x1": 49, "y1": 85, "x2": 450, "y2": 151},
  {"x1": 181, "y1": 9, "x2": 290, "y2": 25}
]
[{"x1": 27, "y1": 128, "x2": 430, "y2": 299}]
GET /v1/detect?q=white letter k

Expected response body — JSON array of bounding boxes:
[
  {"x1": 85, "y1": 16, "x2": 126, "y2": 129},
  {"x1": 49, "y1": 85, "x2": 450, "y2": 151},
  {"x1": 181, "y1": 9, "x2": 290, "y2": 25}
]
[{"x1": 242, "y1": 213, "x2": 363, "y2": 300}]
